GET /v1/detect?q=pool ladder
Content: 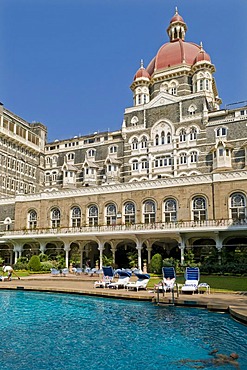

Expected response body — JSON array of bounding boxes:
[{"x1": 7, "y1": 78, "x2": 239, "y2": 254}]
[{"x1": 156, "y1": 283, "x2": 179, "y2": 305}]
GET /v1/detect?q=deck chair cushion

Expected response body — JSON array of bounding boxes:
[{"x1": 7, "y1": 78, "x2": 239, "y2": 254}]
[{"x1": 184, "y1": 279, "x2": 198, "y2": 287}]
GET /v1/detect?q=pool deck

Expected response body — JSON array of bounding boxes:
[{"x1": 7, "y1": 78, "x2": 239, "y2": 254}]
[{"x1": 0, "y1": 274, "x2": 246, "y2": 325}]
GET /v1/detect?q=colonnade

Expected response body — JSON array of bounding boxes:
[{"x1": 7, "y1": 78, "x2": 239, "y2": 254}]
[{"x1": 0, "y1": 232, "x2": 228, "y2": 270}]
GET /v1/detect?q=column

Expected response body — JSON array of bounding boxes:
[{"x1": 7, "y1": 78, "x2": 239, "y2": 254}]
[
  {"x1": 178, "y1": 238, "x2": 186, "y2": 266},
  {"x1": 109, "y1": 240, "x2": 118, "y2": 266},
  {"x1": 97, "y1": 240, "x2": 105, "y2": 270},
  {"x1": 214, "y1": 232, "x2": 223, "y2": 265},
  {"x1": 135, "y1": 239, "x2": 143, "y2": 271},
  {"x1": 13, "y1": 243, "x2": 24, "y2": 264},
  {"x1": 63, "y1": 242, "x2": 71, "y2": 268},
  {"x1": 39, "y1": 242, "x2": 47, "y2": 254},
  {"x1": 145, "y1": 240, "x2": 153, "y2": 264}
]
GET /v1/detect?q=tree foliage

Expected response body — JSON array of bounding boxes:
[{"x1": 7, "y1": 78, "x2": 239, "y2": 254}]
[{"x1": 28, "y1": 255, "x2": 41, "y2": 271}]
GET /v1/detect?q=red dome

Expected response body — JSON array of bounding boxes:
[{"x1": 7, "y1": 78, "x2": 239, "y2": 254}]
[
  {"x1": 146, "y1": 39, "x2": 211, "y2": 75},
  {"x1": 194, "y1": 49, "x2": 211, "y2": 64},
  {"x1": 170, "y1": 13, "x2": 185, "y2": 24},
  {"x1": 134, "y1": 67, "x2": 150, "y2": 81}
]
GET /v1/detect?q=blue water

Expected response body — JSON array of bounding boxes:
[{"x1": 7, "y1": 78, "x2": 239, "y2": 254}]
[{"x1": 0, "y1": 291, "x2": 246, "y2": 370}]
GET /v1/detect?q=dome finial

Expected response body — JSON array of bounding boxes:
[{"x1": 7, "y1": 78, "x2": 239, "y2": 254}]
[
  {"x1": 200, "y1": 41, "x2": 204, "y2": 50},
  {"x1": 140, "y1": 59, "x2": 144, "y2": 69},
  {"x1": 175, "y1": 6, "x2": 178, "y2": 14}
]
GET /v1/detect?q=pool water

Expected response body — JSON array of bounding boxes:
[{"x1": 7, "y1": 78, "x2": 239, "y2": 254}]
[{"x1": 0, "y1": 291, "x2": 246, "y2": 370}]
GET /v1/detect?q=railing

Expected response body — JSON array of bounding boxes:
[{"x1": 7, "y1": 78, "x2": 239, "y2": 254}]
[{"x1": 2, "y1": 218, "x2": 247, "y2": 237}]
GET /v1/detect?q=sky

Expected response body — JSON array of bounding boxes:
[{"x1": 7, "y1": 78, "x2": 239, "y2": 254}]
[{"x1": 1, "y1": 0, "x2": 247, "y2": 142}]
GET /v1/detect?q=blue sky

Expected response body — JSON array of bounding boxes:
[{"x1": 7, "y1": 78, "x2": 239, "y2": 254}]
[{"x1": 1, "y1": 0, "x2": 246, "y2": 142}]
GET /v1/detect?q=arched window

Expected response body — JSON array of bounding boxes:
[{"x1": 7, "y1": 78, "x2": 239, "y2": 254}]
[
  {"x1": 190, "y1": 127, "x2": 197, "y2": 140},
  {"x1": 88, "y1": 149, "x2": 96, "y2": 157},
  {"x1": 143, "y1": 200, "x2": 156, "y2": 224},
  {"x1": 230, "y1": 193, "x2": 246, "y2": 221},
  {"x1": 132, "y1": 160, "x2": 139, "y2": 171},
  {"x1": 71, "y1": 206, "x2": 81, "y2": 227},
  {"x1": 45, "y1": 173, "x2": 51, "y2": 183},
  {"x1": 141, "y1": 159, "x2": 148, "y2": 170},
  {"x1": 216, "y1": 127, "x2": 227, "y2": 137},
  {"x1": 192, "y1": 197, "x2": 207, "y2": 221},
  {"x1": 124, "y1": 202, "x2": 135, "y2": 224},
  {"x1": 28, "y1": 210, "x2": 37, "y2": 229},
  {"x1": 106, "y1": 204, "x2": 117, "y2": 225},
  {"x1": 88, "y1": 205, "x2": 98, "y2": 226},
  {"x1": 161, "y1": 131, "x2": 165, "y2": 145},
  {"x1": 109, "y1": 146, "x2": 117, "y2": 154},
  {"x1": 164, "y1": 199, "x2": 177, "y2": 222},
  {"x1": 179, "y1": 129, "x2": 186, "y2": 142},
  {"x1": 180, "y1": 152, "x2": 187, "y2": 164},
  {"x1": 132, "y1": 138, "x2": 138, "y2": 150},
  {"x1": 199, "y1": 79, "x2": 203, "y2": 91},
  {"x1": 51, "y1": 208, "x2": 61, "y2": 228},
  {"x1": 167, "y1": 132, "x2": 171, "y2": 144},
  {"x1": 188, "y1": 106, "x2": 196, "y2": 116},
  {"x1": 170, "y1": 82, "x2": 177, "y2": 95},
  {"x1": 155, "y1": 134, "x2": 159, "y2": 146},
  {"x1": 52, "y1": 172, "x2": 57, "y2": 182},
  {"x1": 67, "y1": 153, "x2": 75, "y2": 160},
  {"x1": 190, "y1": 151, "x2": 198, "y2": 163},
  {"x1": 141, "y1": 136, "x2": 148, "y2": 149},
  {"x1": 52, "y1": 156, "x2": 58, "y2": 166}
]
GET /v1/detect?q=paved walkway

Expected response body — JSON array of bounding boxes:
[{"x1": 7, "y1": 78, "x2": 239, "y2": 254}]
[{"x1": 0, "y1": 274, "x2": 246, "y2": 325}]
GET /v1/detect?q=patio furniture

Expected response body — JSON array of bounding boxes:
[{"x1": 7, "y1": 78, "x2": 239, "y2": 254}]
[
  {"x1": 125, "y1": 273, "x2": 150, "y2": 291},
  {"x1": 108, "y1": 270, "x2": 131, "y2": 289},
  {"x1": 181, "y1": 267, "x2": 200, "y2": 294}
]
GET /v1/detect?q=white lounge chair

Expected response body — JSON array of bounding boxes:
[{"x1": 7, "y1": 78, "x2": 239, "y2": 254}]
[
  {"x1": 61, "y1": 268, "x2": 69, "y2": 276},
  {"x1": 181, "y1": 267, "x2": 200, "y2": 294},
  {"x1": 51, "y1": 268, "x2": 60, "y2": 276},
  {"x1": 125, "y1": 273, "x2": 150, "y2": 291},
  {"x1": 94, "y1": 266, "x2": 115, "y2": 288},
  {"x1": 108, "y1": 270, "x2": 131, "y2": 289},
  {"x1": 162, "y1": 267, "x2": 176, "y2": 295}
]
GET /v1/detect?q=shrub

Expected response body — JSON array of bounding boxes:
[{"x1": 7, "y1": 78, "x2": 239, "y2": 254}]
[
  {"x1": 28, "y1": 255, "x2": 41, "y2": 271},
  {"x1": 14, "y1": 257, "x2": 28, "y2": 270},
  {"x1": 56, "y1": 255, "x2": 66, "y2": 269},
  {"x1": 163, "y1": 257, "x2": 183, "y2": 273},
  {"x1": 39, "y1": 253, "x2": 48, "y2": 262},
  {"x1": 40, "y1": 261, "x2": 54, "y2": 271},
  {"x1": 149, "y1": 253, "x2": 163, "y2": 274}
]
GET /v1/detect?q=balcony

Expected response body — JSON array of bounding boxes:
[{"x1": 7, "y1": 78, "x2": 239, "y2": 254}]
[{"x1": 1, "y1": 219, "x2": 247, "y2": 241}]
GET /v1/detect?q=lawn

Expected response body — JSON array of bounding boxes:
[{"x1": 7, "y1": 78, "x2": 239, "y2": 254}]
[{"x1": 149, "y1": 275, "x2": 247, "y2": 292}]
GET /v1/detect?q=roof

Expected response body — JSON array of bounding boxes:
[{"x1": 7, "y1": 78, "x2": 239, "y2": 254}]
[{"x1": 146, "y1": 39, "x2": 211, "y2": 75}]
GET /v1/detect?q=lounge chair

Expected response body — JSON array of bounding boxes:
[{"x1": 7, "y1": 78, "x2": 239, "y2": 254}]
[
  {"x1": 108, "y1": 270, "x2": 131, "y2": 289},
  {"x1": 125, "y1": 273, "x2": 150, "y2": 291},
  {"x1": 86, "y1": 267, "x2": 101, "y2": 276},
  {"x1": 181, "y1": 267, "x2": 200, "y2": 294},
  {"x1": 61, "y1": 268, "x2": 69, "y2": 276},
  {"x1": 162, "y1": 267, "x2": 176, "y2": 295},
  {"x1": 94, "y1": 266, "x2": 115, "y2": 288},
  {"x1": 51, "y1": 268, "x2": 60, "y2": 276}
]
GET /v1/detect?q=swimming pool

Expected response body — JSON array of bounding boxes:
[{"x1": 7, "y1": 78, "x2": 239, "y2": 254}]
[{"x1": 0, "y1": 291, "x2": 246, "y2": 370}]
